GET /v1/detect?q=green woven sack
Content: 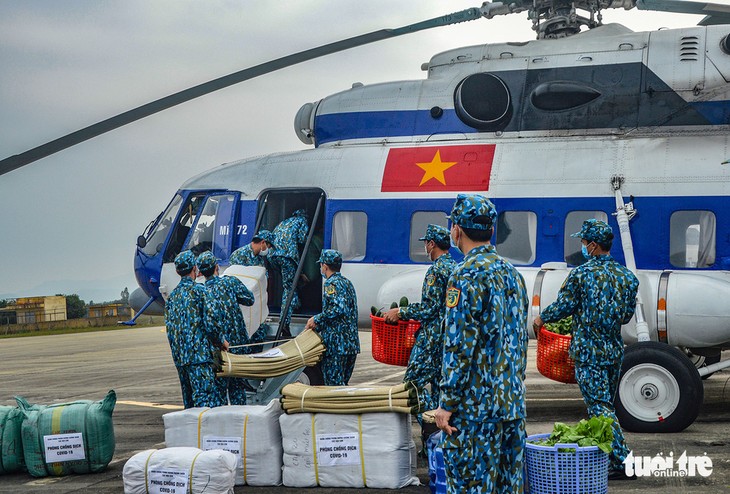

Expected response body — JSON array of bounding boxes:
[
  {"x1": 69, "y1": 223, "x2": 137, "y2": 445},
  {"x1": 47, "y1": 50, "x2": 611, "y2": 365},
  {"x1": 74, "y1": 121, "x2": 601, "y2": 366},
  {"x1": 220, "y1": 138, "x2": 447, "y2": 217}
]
[
  {"x1": 0, "y1": 406, "x2": 24, "y2": 474},
  {"x1": 16, "y1": 390, "x2": 116, "y2": 477}
]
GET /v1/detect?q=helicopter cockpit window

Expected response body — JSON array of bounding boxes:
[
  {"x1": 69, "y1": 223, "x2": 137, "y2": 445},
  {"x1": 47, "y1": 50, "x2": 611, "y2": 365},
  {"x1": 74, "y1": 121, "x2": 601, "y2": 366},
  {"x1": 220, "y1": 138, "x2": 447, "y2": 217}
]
[
  {"x1": 670, "y1": 211, "x2": 716, "y2": 268},
  {"x1": 163, "y1": 193, "x2": 206, "y2": 263},
  {"x1": 410, "y1": 211, "x2": 449, "y2": 263},
  {"x1": 496, "y1": 211, "x2": 536, "y2": 265},
  {"x1": 185, "y1": 194, "x2": 236, "y2": 258},
  {"x1": 332, "y1": 211, "x2": 367, "y2": 261},
  {"x1": 141, "y1": 194, "x2": 182, "y2": 257},
  {"x1": 564, "y1": 211, "x2": 608, "y2": 266}
]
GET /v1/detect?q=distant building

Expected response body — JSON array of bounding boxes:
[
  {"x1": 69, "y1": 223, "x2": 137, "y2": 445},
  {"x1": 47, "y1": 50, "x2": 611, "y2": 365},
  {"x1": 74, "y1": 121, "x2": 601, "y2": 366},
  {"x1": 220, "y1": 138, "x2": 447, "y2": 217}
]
[
  {"x1": 88, "y1": 303, "x2": 134, "y2": 319},
  {"x1": 4, "y1": 296, "x2": 68, "y2": 324}
]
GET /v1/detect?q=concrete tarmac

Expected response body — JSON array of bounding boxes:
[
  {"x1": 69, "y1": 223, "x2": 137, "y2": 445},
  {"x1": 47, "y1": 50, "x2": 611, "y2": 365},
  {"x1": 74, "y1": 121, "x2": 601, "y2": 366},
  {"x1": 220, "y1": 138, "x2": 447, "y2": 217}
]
[{"x1": 0, "y1": 326, "x2": 728, "y2": 493}]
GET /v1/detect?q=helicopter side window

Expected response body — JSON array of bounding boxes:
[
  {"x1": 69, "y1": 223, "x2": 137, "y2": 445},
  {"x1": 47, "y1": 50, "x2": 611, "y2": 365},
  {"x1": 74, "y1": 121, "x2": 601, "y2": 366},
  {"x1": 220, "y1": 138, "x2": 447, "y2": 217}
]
[
  {"x1": 670, "y1": 211, "x2": 716, "y2": 268},
  {"x1": 496, "y1": 211, "x2": 537, "y2": 265},
  {"x1": 141, "y1": 194, "x2": 183, "y2": 257},
  {"x1": 332, "y1": 211, "x2": 367, "y2": 261},
  {"x1": 564, "y1": 211, "x2": 608, "y2": 266},
  {"x1": 410, "y1": 211, "x2": 449, "y2": 263},
  {"x1": 163, "y1": 193, "x2": 206, "y2": 262},
  {"x1": 185, "y1": 194, "x2": 236, "y2": 257}
]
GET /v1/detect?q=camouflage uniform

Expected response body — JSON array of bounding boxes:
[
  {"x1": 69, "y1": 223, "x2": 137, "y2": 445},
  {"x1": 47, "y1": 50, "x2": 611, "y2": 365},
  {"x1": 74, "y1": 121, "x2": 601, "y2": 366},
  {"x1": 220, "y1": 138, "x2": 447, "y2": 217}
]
[
  {"x1": 400, "y1": 225, "x2": 456, "y2": 416},
  {"x1": 540, "y1": 219, "x2": 639, "y2": 471},
  {"x1": 229, "y1": 230, "x2": 275, "y2": 268},
  {"x1": 198, "y1": 251, "x2": 269, "y2": 405},
  {"x1": 164, "y1": 251, "x2": 225, "y2": 409},
  {"x1": 440, "y1": 195, "x2": 529, "y2": 494},
  {"x1": 269, "y1": 211, "x2": 309, "y2": 326},
  {"x1": 313, "y1": 250, "x2": 360, "y2": 386}
]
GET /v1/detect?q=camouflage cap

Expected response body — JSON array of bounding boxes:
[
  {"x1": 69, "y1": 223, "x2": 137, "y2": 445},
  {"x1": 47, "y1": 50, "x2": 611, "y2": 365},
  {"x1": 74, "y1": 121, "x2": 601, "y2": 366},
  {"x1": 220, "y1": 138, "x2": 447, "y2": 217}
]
[
  {"x1": 447, "y1": 193, "x2": 498, "y2": 230},
  {"x1": 317, "y1": 249, "x2": 342, "y2": 266},
  {"x1": 252, "y1": 229, "x2": 276, "y2": 247},
  {"x1": 196, "y1": 250, "x2": 218, "y2": 272},
  {"x1": 418, "y1": 224, "x2": 450, "y2": 243},
  {"x1": 571, "y1": 219, "x2": 613, "y2": 243},
  {"x1": 174, "y1": 250, "x2": 196, "y2": 273}
]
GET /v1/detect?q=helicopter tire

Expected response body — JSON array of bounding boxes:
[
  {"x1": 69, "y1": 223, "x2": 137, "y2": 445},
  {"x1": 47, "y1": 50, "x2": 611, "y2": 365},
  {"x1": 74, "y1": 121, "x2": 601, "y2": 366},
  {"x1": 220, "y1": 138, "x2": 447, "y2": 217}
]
[
  {"x1": 616, "y1": 341, "x2": 703, "y2": 433},
  {"x1": 297, "y1": 363, "x2": 324, "y2": 386}
]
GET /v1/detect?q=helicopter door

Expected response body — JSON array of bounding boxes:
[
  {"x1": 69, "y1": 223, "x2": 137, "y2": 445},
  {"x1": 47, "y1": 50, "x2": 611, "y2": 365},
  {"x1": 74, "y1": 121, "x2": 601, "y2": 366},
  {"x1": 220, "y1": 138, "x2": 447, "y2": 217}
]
[
  {"x1": 184, "y1": 192, "x2": 239, "y2": 259},
  {"x1": 255, "y1": 188, "x2": 326, "y2": 328}
]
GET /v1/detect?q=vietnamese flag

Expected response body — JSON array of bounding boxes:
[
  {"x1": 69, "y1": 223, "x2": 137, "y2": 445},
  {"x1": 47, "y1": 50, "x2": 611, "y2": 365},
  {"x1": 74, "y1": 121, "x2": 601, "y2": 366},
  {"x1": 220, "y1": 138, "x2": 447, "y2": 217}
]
[{"x1": 380, "y1": 144, "x2": 495, "y2": 192}]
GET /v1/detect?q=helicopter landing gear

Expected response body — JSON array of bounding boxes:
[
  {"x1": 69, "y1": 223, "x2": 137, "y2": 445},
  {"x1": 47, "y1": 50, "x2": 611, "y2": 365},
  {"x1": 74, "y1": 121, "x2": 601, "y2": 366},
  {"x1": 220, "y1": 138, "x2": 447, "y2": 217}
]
[{"x1": 616, "y1": 342, "x2": 703, "y2": 433}]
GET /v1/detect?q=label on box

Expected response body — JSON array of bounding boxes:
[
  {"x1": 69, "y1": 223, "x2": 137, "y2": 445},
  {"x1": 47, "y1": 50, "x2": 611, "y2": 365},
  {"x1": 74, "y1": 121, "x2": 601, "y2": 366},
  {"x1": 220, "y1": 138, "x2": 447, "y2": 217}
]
[
  {"x1": 147, "y1": 468, "x2": 189, "y2": 494},
  {"x1": 317, "y1": 433, "x2": 360, "y2": 466},
  {"x1": 251, "y1": 347, "x2": 285, "y2": 358},
  {"x1": 43, "y1": 433, "x2": 86, "y2": 462},
  {"x1": 203, "y1": 436, "x2": 243, "y2": 467}
]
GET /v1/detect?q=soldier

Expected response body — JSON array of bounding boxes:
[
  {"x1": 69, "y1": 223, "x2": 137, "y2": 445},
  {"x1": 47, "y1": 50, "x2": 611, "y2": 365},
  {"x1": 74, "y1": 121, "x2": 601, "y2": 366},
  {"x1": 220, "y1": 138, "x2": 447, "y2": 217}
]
[
  {"x1": 384, "y1": 224, "x2": 456, "y2": 439},
  {"x1": 433, "y1": 194, "x2": 529, "y2": 494},
  {"x1": 533, "y1": 219, "x2": 639, "y2": 481},
  {"x1": 229, "y1": 229, "x2": 275, "y2": 268},
  {"x1": 304, "y1": 249, "x2": 360, "y2": 386},
  {"x1": 197, "y1": 251, "x2": 268, "y2": 405},
  {"x1": 269, "y1": 209, "x2": 309, "y2": 328},
  {"x1": 164, "y1": 250, "x2": 228, "y2": 409}
]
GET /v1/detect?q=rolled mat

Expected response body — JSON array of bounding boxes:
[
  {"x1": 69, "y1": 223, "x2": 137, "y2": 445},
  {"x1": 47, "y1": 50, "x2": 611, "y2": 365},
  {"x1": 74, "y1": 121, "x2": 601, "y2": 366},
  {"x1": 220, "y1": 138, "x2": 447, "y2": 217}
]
[
  {"x1": 280, "y1": 382, "x2": 423, "y2": 415},
  {"x1": 217, "y1": 330, "x2": 325, "y2": 378}
]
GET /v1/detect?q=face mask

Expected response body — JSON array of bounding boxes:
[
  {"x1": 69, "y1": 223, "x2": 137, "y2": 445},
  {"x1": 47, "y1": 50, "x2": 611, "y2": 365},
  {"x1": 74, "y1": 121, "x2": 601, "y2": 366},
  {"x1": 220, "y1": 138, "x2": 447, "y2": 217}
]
[
  {"x1": 424, "y1": 242, "x2": 432, "y2": 260},
  {"x1": 259, "y1": 247, "x2": 269, "y2": 257},
  {"x1": 581, "y1": 243, "x2": 594, "y2": 259},
  {"x1": 450, "y1": 228, "x2": 461, "y2": 252}
]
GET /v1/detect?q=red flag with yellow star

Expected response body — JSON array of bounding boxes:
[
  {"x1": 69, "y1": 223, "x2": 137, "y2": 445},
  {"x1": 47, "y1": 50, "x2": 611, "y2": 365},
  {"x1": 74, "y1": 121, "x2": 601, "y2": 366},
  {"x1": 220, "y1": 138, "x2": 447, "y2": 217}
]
[{"x1": 380, "y1": 145, "x2": 495, "y2": 192}]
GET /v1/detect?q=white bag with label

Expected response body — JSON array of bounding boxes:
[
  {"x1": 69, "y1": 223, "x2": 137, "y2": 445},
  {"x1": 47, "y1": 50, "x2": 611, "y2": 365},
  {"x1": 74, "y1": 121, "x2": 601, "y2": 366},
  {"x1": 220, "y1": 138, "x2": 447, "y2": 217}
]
[
  {"x1": 122, "y1": 447, "x2": 236, "y2": 494},
  {"x1": 280, "y1": 412, "x2": 419, "y2": 489},
  {"x1": 221, "y1": 265, "x2": 268, "y2": 337},
  {"x1": 162, "y1": 400, "x2": 283, "y2": 486}
]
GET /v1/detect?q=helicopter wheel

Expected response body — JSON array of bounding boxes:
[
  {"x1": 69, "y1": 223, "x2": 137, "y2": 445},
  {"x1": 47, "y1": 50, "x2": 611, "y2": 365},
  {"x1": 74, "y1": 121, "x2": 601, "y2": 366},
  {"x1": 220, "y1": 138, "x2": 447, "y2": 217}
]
[
  {"x1": 616, "y1": 342, "x2": 703, "y2": 433},
  {"x1": 296, "y1": 363, "x2": 324, "y2": 386}
]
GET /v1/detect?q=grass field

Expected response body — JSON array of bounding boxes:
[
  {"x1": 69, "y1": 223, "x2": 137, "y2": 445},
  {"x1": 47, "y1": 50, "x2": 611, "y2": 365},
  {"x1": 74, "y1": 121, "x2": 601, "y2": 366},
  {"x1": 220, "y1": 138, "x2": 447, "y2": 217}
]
[{"x1": 0, "y1": 318, "x2": 164, "y2": 339}]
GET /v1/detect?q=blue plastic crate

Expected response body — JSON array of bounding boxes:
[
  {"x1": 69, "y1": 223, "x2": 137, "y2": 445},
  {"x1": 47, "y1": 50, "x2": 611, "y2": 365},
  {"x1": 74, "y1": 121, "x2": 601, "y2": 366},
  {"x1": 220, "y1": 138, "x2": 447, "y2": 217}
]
[
  {"x1": 525, "y1": 433, "x2": 609, "y2": 494},
  {"x1": 426, "y1": 431, "x2": 447, "y2": 494}
]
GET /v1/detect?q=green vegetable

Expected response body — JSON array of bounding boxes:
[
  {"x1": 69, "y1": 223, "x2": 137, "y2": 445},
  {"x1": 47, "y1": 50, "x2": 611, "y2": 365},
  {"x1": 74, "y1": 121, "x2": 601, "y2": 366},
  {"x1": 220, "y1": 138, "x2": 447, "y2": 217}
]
[
  {"x1": 390, "y1": 301, "x2": 398, "y2": 309},
  {"x1": 544, "y1": 316, "x2": 573, "y2": 336},
  {"x1": 399, "y1": 296, "x2": 409, "y2": 307},
  {"x1": 530, "y1": 416, "x2": 614, "y2": 454},
  {"x1": 370, "y1": 306, "x2": 378, "y2": 316}
]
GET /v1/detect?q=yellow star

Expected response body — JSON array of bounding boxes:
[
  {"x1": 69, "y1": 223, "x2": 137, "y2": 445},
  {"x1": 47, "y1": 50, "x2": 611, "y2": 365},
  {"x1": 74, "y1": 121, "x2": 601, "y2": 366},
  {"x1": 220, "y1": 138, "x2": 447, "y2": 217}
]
[{"x1": 416, "y1": 150, "x2": 458, "y2": 186}]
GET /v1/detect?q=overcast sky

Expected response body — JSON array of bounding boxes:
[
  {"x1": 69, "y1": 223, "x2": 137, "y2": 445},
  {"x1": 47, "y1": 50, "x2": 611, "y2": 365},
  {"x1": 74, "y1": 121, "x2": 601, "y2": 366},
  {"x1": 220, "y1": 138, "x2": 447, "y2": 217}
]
[{"x1": 0, "y1": 0, "x2": 704, "y2": 301}]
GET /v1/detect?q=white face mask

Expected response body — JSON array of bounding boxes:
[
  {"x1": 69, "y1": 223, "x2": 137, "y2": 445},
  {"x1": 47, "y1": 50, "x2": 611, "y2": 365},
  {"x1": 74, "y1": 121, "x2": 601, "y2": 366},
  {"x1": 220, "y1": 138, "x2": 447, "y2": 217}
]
[
  {"x1": 450, "y1": 227, "x2": 461, "y2": 253},
  {"x1": 259, "y1": 246, "x2": 269, "y2": 257}
]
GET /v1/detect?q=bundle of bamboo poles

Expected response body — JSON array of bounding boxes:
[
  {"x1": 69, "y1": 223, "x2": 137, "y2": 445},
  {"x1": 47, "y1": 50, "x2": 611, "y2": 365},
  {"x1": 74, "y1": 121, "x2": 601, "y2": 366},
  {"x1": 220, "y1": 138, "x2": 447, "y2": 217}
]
[
  {"x1": 217, "y1": 329, "x2": 325, "y2": 378},
  {"x1": 280, "y1": 382, "x2": 423, "y2": 415}
]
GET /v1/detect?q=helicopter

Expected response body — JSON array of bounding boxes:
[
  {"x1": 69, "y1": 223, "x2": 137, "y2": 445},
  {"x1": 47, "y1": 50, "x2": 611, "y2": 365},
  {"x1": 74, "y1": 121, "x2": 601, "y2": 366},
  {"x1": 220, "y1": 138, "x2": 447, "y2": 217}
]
[{"x1": 3, "y1": 0, "x2": 730, "y2": 433}]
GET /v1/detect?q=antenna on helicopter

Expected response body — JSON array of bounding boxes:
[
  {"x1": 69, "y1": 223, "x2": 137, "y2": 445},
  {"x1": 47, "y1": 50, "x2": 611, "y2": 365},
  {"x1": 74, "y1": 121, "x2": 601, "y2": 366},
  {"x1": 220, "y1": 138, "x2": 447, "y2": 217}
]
[{"x1": 0, "y1": 7, "x2": 486, "y2": 177}]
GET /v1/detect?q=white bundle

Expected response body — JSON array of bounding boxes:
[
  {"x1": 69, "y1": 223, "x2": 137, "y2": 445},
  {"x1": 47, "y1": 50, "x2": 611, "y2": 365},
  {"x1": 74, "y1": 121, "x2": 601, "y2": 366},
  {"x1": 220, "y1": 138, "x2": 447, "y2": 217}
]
[
  {"x1": 222, "y1": 265, "x2": 269, "y2": 337},
  {"x1": 122, "y1": 447, "x2": 236, "y2": 494},
  {"x1": 163, "y1": 400, "x2": 283, "y2": 486},
  {"x1": 280, "y1": 412, "x2": 419, "y2": 489}
]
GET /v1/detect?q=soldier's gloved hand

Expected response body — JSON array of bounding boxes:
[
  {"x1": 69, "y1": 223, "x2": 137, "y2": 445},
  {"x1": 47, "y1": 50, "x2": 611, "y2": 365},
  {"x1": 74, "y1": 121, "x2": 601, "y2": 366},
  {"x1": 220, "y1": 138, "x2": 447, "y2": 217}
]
[{"x1": 384, "y1": 308, "x2": 400, "y2": 324}]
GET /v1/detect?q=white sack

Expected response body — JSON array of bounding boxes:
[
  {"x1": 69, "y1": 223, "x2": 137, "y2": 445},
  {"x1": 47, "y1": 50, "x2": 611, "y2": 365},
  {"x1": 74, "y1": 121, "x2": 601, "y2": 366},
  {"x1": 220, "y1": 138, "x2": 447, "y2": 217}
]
[
  {"x1": 222, "y1": 265, "x2": 269, "y2": 337},
  {"x1": 122, "y1": 447, "x2": 236, "y2": 494},
  {"x1": 280, "y1": 412, "x2": 419, "y2": 489},
  {"x1": 163, "y1": 400, "x2": 282, "y2": 486}
]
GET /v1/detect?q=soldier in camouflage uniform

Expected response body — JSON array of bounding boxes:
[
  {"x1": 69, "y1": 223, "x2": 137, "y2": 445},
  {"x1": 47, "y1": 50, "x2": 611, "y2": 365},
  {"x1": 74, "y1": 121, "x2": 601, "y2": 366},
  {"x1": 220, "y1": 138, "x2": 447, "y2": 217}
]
[
  {"x1": 197, "y1": 251, "x2": 268, "y2": 405},
  {"x1": 434, "y1": 194, "x2": 529, "y2": 494},
  {"x1": 534, "y1": 219, "x2": 639, "y2": 480},
  {"x1": 229, "y1": 229, "x2": 275, "y2": 268},
  {"x1": 384, "y1": 224, "x2": 456, "y2": 425},
  {"x1": 269, "y1": 210, "x2": 309, "y2": 327},
  {"x1": 164, "y1": 250, "x2": 228, "y2": 409},
  {"x1": 304, "y1": 249, "x2": 360, "y2": 386}
]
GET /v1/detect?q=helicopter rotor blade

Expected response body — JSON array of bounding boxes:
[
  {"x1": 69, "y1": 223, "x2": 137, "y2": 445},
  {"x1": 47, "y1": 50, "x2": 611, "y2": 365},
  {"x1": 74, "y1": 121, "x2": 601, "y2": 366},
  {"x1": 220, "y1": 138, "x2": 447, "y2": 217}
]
[
  {"x1": 0, "y1": 7, "x2": 484, "y2": 176},
  {"x1": 634, "y1": 0, "x2": 730, "y2": 24}
]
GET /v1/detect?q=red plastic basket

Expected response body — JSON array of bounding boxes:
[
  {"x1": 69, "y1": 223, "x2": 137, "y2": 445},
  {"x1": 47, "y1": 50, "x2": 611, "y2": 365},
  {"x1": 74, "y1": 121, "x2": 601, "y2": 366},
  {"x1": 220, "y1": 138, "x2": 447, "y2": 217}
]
[
  {"x1": 370, "y1": 315, "x2": 420, "y2": 366},
  {"x1": 536, "y1": 327, "x2": 577, "y2": 384}
]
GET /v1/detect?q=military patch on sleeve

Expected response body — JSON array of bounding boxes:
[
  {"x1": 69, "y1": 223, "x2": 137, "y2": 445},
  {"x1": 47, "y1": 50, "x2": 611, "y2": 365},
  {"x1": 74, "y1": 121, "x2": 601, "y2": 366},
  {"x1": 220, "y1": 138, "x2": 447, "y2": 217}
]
[
  {"x1": 426, "y1": 274, "x2": 436, "y2": 286},
  {"x1": 325, "y1": 285, "x2": 336, "y2": 296},
  {"x1": 445, "y1": 287, "x2": 460, "y2": 308}
]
